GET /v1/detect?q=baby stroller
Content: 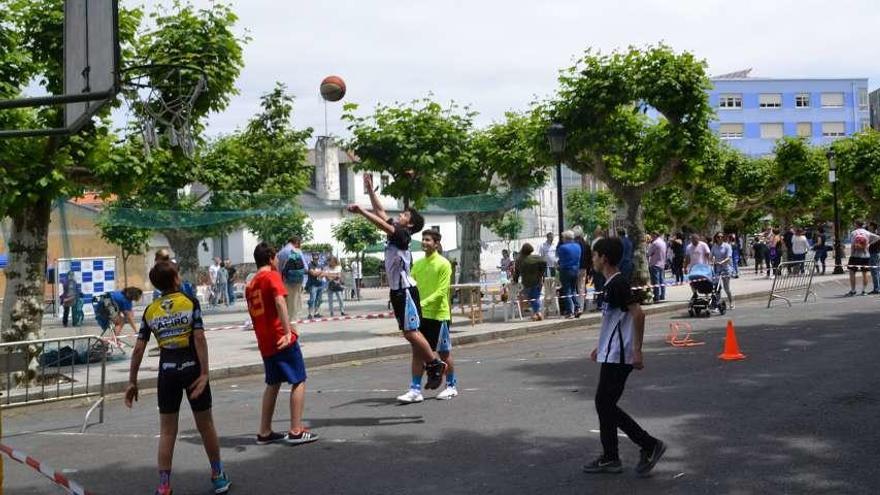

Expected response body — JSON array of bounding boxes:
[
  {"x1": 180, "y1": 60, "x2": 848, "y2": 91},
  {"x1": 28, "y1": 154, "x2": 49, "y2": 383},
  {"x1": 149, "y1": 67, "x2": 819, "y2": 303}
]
[{"x1": 687, "y1": 263, "x2": 727, "y2": 317}]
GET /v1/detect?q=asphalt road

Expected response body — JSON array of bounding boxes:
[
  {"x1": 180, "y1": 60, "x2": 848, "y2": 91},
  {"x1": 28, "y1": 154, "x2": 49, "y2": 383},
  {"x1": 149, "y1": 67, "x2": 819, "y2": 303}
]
[{"x1": 4, "y1": 282, "x2": 880, "y2": 494}]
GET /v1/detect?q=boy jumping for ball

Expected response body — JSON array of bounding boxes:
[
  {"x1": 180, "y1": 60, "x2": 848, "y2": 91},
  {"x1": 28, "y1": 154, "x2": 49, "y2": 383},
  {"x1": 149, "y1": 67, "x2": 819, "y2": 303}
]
[
  {"x1": 399, "y1": 229, "x2": 457, "y2": 402},
  {"x1": 347, "y1": 173, "x2": 447, "y2": 396},
  {"x1": 246, "y1": 242, "x2": 319, "y2": 446},
  {"x1": 583, "y1": 237, "x2": 666, "y2": 476},
  {"x1": 125, "y1": 262, "x2": 230, "y2": 495}
]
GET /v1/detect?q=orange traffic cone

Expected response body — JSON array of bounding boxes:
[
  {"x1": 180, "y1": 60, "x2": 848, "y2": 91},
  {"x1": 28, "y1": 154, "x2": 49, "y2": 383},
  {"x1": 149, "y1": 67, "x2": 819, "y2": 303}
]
[{"x1": 718, "y1": 320, "x2": 746, "y2": 361}]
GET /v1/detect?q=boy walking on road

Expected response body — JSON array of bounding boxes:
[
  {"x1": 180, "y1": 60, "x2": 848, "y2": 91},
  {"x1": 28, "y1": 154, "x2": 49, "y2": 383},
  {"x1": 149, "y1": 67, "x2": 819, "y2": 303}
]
[
  {"x1": 400, "y1": 229, "x2": 458, "y2": 402},
  {"x1": 583, "y1": 237, "x2": 666, "y2": 476},
  {"x1": 246, "y1": 242, "x2": 319, "y2": 446},
  {"x1": 124, "y1": 262, "x2": 231, "y2": 495},
  {"x1": 347, "y1": 174, "x2": 447, "y2": 395}
]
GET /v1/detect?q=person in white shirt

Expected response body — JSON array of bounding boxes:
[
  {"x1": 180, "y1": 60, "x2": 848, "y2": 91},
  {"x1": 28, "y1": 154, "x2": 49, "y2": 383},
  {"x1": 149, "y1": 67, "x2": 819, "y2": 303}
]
[
  {"x1": 684, "y1": 234, "x2": 711, "y2": 271},
  {"x1": 790, "y1": 228, "x2": 810, "y2": 275},
  {"x1": 208, "y1": 257, "x2": 221, "y2": 306},
  {"x1": 846, "y1": 220, "x2": 880, "y2": 296},
  {"x1": 350, "y1": 258, "x2": 363, "y2": 300},
  {"x1": 539, "y1": 232, "x2": 557, "y2": 277}
]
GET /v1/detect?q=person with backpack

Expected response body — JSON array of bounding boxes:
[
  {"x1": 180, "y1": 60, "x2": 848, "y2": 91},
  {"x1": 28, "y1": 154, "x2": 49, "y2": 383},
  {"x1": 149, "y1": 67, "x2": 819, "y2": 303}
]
[
  {"x1": 276, "y1": 236, "x2": 306, "y2": 321},
  {"x1": 846, "y1": 220, "x2": 880, "y2": 296},
  {"x1": 324, "y1": 256, "x2": 346, "y2": 317}
]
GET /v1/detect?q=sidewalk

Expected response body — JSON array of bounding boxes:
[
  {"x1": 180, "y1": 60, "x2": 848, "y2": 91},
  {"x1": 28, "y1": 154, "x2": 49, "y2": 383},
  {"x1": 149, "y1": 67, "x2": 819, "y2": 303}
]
[{"x1": 33, "y1": 271, "x2": 852, "y2": 395}]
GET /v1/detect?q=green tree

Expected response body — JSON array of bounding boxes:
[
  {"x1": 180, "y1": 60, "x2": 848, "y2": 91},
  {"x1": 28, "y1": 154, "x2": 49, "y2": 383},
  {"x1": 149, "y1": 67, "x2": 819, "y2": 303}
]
[
  {"x1": 551, "y1": 45, "x2": 714, "y2": 283},
  {"x1": 247, "y1": 207, "x2": 313, "y2": 251},
  {"x1": 344, "y1": 101, "x2": 548, "y2": 283},
  {"x1": 486, "y1": 210, "x2": 524, "y2": 249},
  {"x1": 97, "y1": 212, "x2": 152, "y2": 287},
  {"x1": 566, "y1": 190, "x2": 614, "y2": 234},
  {"x1": 0, "y1": 0, "x2": 143, "y2": 343},
  {"x1": 831, "y1": 130, "x2": 880, "y2": 221},
  {"x1": 332, "y1": 216, "x2": 384, "y2": 260}
]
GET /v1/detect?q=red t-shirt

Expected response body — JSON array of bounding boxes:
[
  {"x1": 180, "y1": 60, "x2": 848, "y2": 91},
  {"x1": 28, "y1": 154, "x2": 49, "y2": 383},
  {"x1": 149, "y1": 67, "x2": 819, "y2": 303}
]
[{"x1": 246, "y1": 269, "x2": 291, "y2": 357}]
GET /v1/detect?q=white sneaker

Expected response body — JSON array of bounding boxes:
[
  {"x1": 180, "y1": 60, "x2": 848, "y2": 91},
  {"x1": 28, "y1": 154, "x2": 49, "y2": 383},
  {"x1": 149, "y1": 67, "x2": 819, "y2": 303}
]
[
  {"x1": 436, "y1": 386, "x2": 458, "y2": 400},
  {"x1": 396, "y1": 389, "x2": 424, "y2": 403}
]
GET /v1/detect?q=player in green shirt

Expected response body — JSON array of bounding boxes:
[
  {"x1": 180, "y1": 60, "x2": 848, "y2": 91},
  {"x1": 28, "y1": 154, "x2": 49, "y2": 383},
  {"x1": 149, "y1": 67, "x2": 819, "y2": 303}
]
[{"x1": 399, "y1": 229, "x2": 458, "y2": 402}]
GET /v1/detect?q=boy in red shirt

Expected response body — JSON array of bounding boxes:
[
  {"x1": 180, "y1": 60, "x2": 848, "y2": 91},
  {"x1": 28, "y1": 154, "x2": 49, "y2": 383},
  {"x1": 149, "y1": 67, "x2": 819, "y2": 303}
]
[{"x1": 245, "y1": 242, "x2": 319, "y2": 445}]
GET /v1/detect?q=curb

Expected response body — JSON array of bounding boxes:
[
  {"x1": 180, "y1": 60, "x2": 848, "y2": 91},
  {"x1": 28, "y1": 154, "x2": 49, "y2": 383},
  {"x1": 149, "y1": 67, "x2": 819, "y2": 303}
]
[{"x1": 74, "y1": 279, "x2": 847, "y2": 398}]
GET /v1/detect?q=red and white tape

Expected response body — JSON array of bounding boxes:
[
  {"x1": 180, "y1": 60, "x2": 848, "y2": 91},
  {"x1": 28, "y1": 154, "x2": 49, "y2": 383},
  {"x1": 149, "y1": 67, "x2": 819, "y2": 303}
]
[{"x1": 0, "y1": 443, "x2": 92, "y2": 495}]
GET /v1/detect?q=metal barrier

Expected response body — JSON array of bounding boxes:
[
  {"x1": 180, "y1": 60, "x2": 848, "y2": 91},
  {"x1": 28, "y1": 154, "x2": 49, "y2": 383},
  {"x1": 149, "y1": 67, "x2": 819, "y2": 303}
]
[
  {"x1": 0, "y1": 334, "x2": 106, "y2": 432},
  {"x1": 767, "y1": 260, "x2": 817, "y2": 308}
]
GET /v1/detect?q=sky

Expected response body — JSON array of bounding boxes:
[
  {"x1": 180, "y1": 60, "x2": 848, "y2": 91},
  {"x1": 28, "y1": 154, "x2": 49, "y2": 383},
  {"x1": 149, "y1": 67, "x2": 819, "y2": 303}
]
[{"x1": 138, "y1": 0, "x2": 880, "y2": 143}]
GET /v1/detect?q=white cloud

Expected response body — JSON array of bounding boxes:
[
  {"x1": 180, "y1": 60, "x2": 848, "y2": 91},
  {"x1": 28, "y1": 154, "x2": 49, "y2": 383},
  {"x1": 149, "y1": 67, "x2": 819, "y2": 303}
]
[{"x1": 136, "y1": 0, "x2": 880, "y2": 140}]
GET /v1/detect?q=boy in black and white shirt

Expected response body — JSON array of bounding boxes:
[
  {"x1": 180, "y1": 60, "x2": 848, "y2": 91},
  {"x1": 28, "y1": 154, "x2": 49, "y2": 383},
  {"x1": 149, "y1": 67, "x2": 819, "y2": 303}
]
[{"x1": 583, "y1": 237, "x2": 666, "y2": 476}]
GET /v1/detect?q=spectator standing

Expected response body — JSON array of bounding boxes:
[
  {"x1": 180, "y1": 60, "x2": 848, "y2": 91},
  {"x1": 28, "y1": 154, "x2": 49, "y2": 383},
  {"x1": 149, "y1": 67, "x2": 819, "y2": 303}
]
[
  {"x1": 711, "y1": 233, "x2": 734, "y2": 309},
  {"x1": 512, "y1": 243, "x2": 547, "y2": 321},
  {"x1": 225, "y1": 259, "x2": 237, "y2": 304},
  {"x1": 591, "y1": 227, "x2": 606, "y2": 310},
  {"x1": 684, "y1": 234, "x2": 711, "y2": 271},
  {"x1": 575, "y1": 227, "x2": 592, "y2": 311},
  {"x1": 539, "y1": 232, "x2": 557, "y2": 278},
  {"x1": 769, "y1": 230, "x2": 784, "y2": 276},
  {"x1": 670, "y1": 233, "x2": 685, "y2": 284},
  {"x1": 215, "y1": 261, "x2": 229, "y2": 307},
  {"x1": 728, "y1": 234, "x2": 741, "y2": 278},
  {"x1": 869, "y1": 222, "x2": 880, "y2": 294},
  {"x1": 276, "y1": 237, "x2": 306, "y2": 320},
  {"x1": 617, "y1": 228, "x2": 634, "y2": 281},
  {"x1": 325, "y1": 256, "x2": 346, "y2": 316},
  {"x1": 647, "y1": 232, "x2": 667, "y2": 303},
  {"x1": 305, "y1": 254, "x2": 324, "y2": 319},
  {"x1": 790, "y1": 228, "x2": 810, "y2": 274},
  {"x1": 556, "y1": 230, "x2": 582, "y2": 318},
  {"x1": 208, "y1": 257, "x2": 221, "y2": 306},
  {"x1": 845, "y1": 220, "x2": 880, "y2": 296},
  {"x1": 811, "y1": 235, "x2": 831, "y2": 275},
  {"x1": 499, "y1": 249, "x2": 514, "y2": 278},
  {"x1": 350, "y1": 257, "x2": 363, "y2": 300},
  {"x1": 61, "y1": 270, "x2": 79, "y2": 327}
]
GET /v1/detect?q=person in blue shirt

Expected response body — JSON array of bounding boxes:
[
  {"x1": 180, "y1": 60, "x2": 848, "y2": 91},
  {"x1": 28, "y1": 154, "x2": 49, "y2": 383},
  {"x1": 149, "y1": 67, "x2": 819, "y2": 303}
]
[
  {"x1": 617, "y1": 228, "x2": 634, "y2": 281},
  {"x1": 556, "y1": 230, "x2": 583, "y2": 318},
  {"x1": 96, "y1": 287, "x2": 143, "y2": 338}
]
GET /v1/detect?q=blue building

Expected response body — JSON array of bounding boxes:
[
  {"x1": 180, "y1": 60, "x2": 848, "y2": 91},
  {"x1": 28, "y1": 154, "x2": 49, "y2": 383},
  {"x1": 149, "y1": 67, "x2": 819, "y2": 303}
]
[{"x1": 708, "y1": 69, "x2": 869, "y2": 156}]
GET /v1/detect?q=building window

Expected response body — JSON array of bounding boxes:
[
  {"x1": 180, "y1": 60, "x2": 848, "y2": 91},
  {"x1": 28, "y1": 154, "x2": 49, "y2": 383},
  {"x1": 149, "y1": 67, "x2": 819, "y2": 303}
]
[
  {"x1": 795, "y1": 93, "x2": 810, "y2": 108},
  {"x1": 859, "y1": 88, "x2": 868, "y2": 109},
  {"x1": 719, "y1": 94, "x2": 742, "y2": 109},
  {"x1": 380, "y1": 175, "x2": 391, "y2": 190},
  {"x1": 822, "y1": 122, "x2": 846, "y2": 137},
  {"x1": 718, "y1": 123, "x2": 744, "y2": 139},
  {"x1": 796, "y1": 122, "x2": 812, "y2": 138},
  {"x1": 759, "y1": 94, "x2": 782, "y2": 108},
  {"x1": 431, "y1": 225, "x2": 440, "y2": 233},
  {"x1": 760, "y1": 123, "x2": 784, "y2": 139},
  {"x1": 821, "y1": 93, "x2": 844, "y2": 108}
]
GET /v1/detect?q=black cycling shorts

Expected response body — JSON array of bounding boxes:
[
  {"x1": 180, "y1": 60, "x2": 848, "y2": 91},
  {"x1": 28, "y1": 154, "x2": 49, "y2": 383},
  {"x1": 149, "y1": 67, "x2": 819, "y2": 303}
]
[
  {"x1": 157, "y1": 354, "x2": 212, "y2": 414},
  {"x1": 389, "y1": 286, "x2": 421, "y2": 331}
]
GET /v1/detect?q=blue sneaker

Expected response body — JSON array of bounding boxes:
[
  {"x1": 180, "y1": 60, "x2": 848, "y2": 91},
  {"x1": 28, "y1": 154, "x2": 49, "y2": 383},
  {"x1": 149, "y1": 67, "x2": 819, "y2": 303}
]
[{"x1": 211, "y1": 471, "x2": 231, "y2": 494}]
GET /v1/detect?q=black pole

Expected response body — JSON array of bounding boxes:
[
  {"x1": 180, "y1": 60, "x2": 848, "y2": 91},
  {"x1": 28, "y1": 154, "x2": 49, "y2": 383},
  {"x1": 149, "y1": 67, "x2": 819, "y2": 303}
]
[
  {"x1": 556, "y1": 158, "x2": 564, "y2": 236},
  {"x1": 832, "y1": 179, "x2": 844, "y2": 274}
]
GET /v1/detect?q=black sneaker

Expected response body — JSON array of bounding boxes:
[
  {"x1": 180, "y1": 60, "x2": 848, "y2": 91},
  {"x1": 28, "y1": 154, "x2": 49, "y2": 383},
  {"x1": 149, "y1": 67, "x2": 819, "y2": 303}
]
[
  {"x1": 424, "y1": 360, "x2": 447, "y2": 390},
  {"x1": 256, "y1": 431, "x2": 285, "y2": 445},
  {"x1": 845, "y1": 290, "x2": 856, "y2": 297},
  {"x1": 636, "y1": 439, "x2": 667, "y2": 476},
  {"x1": 582, "y1": 456, "x2": 623, "y2": 474}
]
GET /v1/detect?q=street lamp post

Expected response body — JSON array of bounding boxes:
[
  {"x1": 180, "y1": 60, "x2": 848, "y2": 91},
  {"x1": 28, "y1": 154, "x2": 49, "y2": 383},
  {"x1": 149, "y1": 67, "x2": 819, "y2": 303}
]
[
  {"x1": 827, "y1": 149, "x2": 844, "y2": 274},
  {"x1": 546, "y1": 123, "x2": 567, "y2": 237}
]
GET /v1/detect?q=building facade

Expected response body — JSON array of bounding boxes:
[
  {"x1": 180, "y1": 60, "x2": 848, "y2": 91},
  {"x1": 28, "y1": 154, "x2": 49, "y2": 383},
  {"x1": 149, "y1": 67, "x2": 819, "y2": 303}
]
[{"x1": 709, "y1": 71, "x2": 869, "y2": 156}]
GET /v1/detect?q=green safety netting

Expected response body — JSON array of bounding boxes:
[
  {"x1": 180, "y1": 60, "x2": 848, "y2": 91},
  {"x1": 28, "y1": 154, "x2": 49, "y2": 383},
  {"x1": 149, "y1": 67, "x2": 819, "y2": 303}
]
[{"x1": 97, "y1": 188, "x2": 534, "y2": 229}]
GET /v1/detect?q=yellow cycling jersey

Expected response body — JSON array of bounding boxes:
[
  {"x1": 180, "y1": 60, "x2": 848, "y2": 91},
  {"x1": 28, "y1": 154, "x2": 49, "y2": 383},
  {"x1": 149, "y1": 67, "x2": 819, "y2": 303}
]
[{"x1": 139, "y1": 292, "x2": 204, "y2": 350}]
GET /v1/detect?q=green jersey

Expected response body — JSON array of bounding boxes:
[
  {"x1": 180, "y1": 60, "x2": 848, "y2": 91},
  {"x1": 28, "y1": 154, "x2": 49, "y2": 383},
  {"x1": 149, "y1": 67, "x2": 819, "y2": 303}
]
[{"x1": 411, "y1": 252, "x2": 452, "y2": 321}]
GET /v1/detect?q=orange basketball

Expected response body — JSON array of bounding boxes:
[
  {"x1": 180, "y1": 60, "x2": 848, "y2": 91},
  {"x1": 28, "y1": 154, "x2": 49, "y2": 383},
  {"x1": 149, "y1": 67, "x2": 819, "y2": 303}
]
[{"x1": 320, "y1": 75, "x2": 346, "y2": 102}]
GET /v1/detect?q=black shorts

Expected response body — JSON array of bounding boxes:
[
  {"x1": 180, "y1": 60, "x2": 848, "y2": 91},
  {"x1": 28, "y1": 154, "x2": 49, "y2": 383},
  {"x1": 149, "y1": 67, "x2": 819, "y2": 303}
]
[
  {"x1": 848, "y1": 256, "x2": 871, "y2": 272},
  {"x1": 420, "y1": 318, "x2": 452, "y2": 353},
  {"x1": 390, "y1": 287, "x2": 421, "y2": 331},
  {"x1": 157, "y1": 354, "x2": 212, "y2": 414}
]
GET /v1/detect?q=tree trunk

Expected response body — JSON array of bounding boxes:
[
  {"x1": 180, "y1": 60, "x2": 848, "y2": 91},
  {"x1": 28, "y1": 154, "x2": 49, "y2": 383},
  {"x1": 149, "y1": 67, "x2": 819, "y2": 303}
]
[
  {"x1": 163, "y1": 230, "x2": 201, "y2": 284},
  {"x1": 621, "y1": 191, "x2": 649, "y2": 288},
  {"x1": 1, "y1": 198, "x2": 51, "y2": 384},
  {"x1": 457, "y1": 213, "x2": 483, "y2": 289},
  {"x1": 122, "y1": 251, "x2": 129, "y2": 287},
  {"x1": 1, "y1": 198, "x2": 51, "y2": 345}
]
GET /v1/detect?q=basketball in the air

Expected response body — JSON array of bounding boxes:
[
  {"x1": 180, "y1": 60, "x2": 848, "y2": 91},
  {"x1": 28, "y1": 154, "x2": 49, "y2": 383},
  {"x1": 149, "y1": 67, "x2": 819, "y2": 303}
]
[{"x1": 320, "y1": 75, "x2": 346, "y2": 102}]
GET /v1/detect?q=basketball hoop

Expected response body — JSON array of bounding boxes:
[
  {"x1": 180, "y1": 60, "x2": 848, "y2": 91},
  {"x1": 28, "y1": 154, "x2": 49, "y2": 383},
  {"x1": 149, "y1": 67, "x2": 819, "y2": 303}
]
[{"x1": 120, "y1": 64, "x2": 207, "y2": 159}]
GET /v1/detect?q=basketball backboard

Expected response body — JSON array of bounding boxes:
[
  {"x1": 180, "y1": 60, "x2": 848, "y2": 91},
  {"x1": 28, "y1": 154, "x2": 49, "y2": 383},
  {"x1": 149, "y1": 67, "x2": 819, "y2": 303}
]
[{"x1": 0, "y1": 0, "x2": 119, "y2": 138}]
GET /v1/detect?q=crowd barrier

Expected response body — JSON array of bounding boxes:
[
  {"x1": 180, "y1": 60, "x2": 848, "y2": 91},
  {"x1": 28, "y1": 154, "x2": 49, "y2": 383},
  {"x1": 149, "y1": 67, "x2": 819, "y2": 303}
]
[
  {"x1": 0, "y1": 334, "x2": 106, "y2": 433},
  {"x1": 767, "y1": 260, "x2": 817, "y2": 308}
]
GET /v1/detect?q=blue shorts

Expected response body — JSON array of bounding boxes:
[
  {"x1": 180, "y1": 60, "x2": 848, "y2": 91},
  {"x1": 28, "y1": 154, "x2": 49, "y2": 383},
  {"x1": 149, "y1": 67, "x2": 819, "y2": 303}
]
[{"x1": 263, "y1": 342, "x2": 307, "y2": 385}]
